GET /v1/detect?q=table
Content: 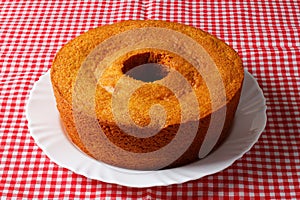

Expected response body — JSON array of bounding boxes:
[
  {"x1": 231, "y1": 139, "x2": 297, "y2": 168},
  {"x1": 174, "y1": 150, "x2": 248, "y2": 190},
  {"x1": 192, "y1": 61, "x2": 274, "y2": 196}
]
[{"x1": 1, "y1": 0, "x2": 299, "y2": 199}]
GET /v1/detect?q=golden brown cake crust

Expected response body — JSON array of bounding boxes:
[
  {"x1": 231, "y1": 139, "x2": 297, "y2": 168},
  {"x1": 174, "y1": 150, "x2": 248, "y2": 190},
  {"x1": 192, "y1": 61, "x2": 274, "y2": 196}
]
[{"x1": 51, "y1": 20, "x2": 244, "y2": 170}]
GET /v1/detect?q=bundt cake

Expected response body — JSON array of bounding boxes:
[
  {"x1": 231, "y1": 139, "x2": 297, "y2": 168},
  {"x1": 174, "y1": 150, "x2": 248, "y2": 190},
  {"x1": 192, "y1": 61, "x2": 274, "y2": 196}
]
[{"x1": 50, "y1": 20, "x2": 244, "y2": 170}]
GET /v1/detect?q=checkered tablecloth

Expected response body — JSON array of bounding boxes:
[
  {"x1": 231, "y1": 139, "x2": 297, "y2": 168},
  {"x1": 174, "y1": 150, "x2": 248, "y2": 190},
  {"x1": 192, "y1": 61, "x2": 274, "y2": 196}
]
[{"x1": 1, "y1": 0, "x2": 299, "y2": 199}]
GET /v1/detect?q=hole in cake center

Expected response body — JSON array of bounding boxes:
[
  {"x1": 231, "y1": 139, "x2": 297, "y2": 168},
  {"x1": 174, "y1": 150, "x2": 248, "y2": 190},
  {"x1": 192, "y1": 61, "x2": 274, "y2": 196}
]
[
  {"x1": 125, "y1": 63, "x2": 169, "y2": 82},
  {"x1": 122, "y1": 52, "x2": 169, "y2": 82}
]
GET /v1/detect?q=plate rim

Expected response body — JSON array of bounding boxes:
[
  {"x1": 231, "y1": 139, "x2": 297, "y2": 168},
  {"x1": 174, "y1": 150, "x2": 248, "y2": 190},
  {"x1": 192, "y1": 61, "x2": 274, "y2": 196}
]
[{"x1": 25, "y1": 69, "x2": 267, "y2": 187}]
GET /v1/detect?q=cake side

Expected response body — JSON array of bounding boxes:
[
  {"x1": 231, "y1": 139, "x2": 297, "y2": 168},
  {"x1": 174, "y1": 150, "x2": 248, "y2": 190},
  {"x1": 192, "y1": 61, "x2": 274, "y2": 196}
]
[{"x1": 52, "y1": 83, "x2": 242, "y2": 169}]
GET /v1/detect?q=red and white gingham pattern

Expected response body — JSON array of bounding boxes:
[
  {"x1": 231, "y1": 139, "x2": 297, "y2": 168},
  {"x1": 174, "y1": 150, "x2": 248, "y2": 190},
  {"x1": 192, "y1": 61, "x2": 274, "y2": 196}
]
[{"x1": 1, "y1": 0, "x2": 300, "y2": 199}]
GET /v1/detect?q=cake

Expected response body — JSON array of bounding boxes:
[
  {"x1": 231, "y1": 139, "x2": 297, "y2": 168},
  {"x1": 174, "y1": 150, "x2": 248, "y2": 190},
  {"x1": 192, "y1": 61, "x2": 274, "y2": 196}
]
[{"x1": 50, "y1": 20, "x2": 244, "y2": 170}]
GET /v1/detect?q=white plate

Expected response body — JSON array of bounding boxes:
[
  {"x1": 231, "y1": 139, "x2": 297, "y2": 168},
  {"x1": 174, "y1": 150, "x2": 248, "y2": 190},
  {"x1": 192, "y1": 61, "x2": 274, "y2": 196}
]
[{"x1": 26, "y1": 69, "x2": 266, "y2": 188}]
